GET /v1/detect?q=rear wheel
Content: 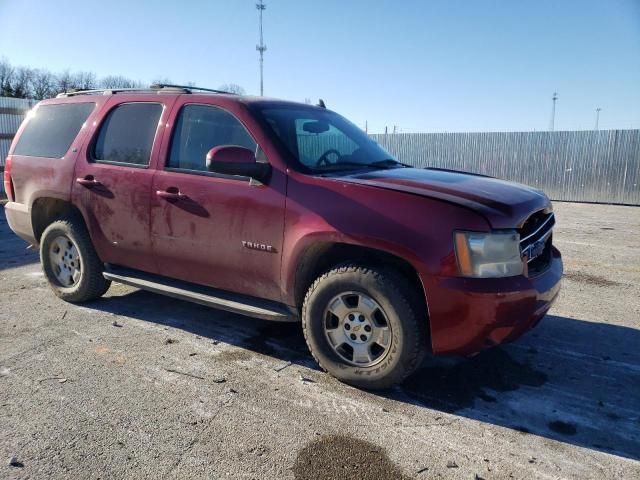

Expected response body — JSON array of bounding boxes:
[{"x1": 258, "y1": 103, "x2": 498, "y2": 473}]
[
  {"x1": 302, "y1": 264, "x2": 426, "y2": 389},
  {"x1": 40, "y1": 217, "x2": 111, "y2": 303}
]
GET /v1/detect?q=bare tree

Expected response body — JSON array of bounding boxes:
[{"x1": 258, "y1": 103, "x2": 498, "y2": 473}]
[
  {"x1": 0, "y1": 58, "x2": 15, "y2": 96},
  {"x1": 100, "y1": 75, "x2": 142, "y2": 89},
  {"x1": 151, "y1": 77, "x2": 173, "y2": 87},
  {"x1": 30, "y1": 69, "x2": 56, "y2": 100},
  {"x1": 0, "y1": 58, "x2": 168, "y2": 98},
  {"x1": 218, "y1": 83, "x2": 246, "y2": 95},
  {"x1": 73, "y1": 71, "x2": 97, "y2": 90},
  {"x1": 56, "y1": 70, "x2": 76, "y2": 94},
  {"x1": 12, "y1": 67, "x2": 34, "y2": 98}
]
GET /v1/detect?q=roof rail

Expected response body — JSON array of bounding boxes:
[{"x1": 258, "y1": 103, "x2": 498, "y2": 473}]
[
  {"x1": 149, "y1": 83, "x2": 236, "y2": 95},
  {"x1": 56, "y1": 87, "x2": 156, "y2": 98},
  {"x1": 56, "y1": 84, "x2": 236, "y2": 98}
]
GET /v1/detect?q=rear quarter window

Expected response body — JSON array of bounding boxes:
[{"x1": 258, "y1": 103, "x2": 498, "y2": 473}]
[{"x1": 13, "y1": 103, "x2": 95, "y2": 158}]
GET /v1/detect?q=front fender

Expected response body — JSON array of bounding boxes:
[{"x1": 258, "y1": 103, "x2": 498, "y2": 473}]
[{"x1": 281, "y1": 172, "x2": 491, "y2": 305}]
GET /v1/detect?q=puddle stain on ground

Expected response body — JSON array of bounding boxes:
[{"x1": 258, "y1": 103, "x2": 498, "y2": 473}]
[
  {"x1": 293, "y1": 435, "x2": 411, "y2": 480},
  {"x1": 563, "y1": 271, "x2": 623, "y2": 287},
  {"x1": 401, "y1": 348, "x2": 548, "y2": 413}
]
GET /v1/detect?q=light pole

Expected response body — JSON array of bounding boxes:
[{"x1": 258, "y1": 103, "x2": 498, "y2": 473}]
[
  {"x1": 595, "y1": 107, "x2": 602, "y2": 131},
  {"x1": 549, "y1": 92, "x2": 558, "y2": 131},
  {"x1": 256, "y1": 1, "x2": 267, "y2": 96}
]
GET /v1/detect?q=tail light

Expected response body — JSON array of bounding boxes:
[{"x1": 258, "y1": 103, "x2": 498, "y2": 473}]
[{"x1": 3, "y1": 156, "x2": 14, "y2": 202}]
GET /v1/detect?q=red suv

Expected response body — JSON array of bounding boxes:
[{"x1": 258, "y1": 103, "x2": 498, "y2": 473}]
[{"x1": 3, "y1": 85, "x2": 562, "y2": 389}]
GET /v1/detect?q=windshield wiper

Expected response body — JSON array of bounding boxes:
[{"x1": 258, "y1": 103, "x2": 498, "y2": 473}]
[
  {"x1": 368, "y1": 159, "x2": 407, "y2": 169},
  {"x1": 318, "y1": 159, "x2": 406, "y2": 173}
]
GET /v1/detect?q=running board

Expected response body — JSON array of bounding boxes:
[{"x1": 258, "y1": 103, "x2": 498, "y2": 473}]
[{"x1": 103, "y1": 266, "x2": 298, "y2": 322}]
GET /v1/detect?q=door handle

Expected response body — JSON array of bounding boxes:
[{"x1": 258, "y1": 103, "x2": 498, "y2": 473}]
[
  {"x1": 156, "y1": 189, "x2": 186, "y2": 201},
  {"x1": 76, "y1": 176, "x2": 102, "y2": 187}
]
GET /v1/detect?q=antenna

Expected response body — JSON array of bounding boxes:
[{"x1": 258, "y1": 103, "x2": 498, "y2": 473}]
[
  {"x1": 549, "y1": 92, "x2": 558, "y2": 131},
  {"x1": 256, "y1": 1, "x2": 267, "y2": 96},
  {"x1": 595, "y1": 107, "x2": 602, "y2": 131}
]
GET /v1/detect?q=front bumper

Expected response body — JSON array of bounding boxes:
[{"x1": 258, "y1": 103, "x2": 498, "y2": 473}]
[
  {"x1": 4, "y1": 201, "x2": 36, "y2": 245},
  {"x1": 425, "y1": 247, "x2": 562, "y2": 355}
]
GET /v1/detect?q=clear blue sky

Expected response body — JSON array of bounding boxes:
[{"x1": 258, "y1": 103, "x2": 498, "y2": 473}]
[{"x1": 1, "y1": 0, "x2": 639, "y2": 133}]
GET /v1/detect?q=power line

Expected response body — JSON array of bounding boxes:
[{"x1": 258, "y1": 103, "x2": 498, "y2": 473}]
[{"x1": 256, "y1": 1, "x2": 267, "y2": 96}]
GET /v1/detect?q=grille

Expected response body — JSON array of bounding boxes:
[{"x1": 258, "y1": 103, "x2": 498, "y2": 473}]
[{"x1": 520, "y1": 211, "x2": 555, "y2": 277}]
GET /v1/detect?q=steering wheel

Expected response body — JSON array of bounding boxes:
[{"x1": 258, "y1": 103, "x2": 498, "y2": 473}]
[{"x1": 316, "y1": 149, "x2": 341, "y2": 167}]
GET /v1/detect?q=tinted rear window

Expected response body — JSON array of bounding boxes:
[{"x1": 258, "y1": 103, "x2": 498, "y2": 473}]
[
  {"x1": 93, "y1": 103, "x2": 162, "y2": 166},
  {"x1": 13, "y1": 103, "x2": 95, "y2": 158}
]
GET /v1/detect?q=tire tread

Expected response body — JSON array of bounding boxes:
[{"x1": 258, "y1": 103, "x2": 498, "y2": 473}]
[
  {"x1": 40, "y1": 214, "x2": 110, "y2": 303},
  {"x1": 301, "y1": 263, "x2": 426, "y2": 389}
]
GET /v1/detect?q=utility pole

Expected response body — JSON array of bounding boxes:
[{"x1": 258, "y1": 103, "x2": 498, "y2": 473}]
[
  {"x1": 256, "y1": 1, "x2": 267, "y2": 96},
  {"x1": 595, "y1": 107, "x2": 602, "y2": 131},
  {"x1": 549, "y1": 92, "x2": 558, "y2": 131}
]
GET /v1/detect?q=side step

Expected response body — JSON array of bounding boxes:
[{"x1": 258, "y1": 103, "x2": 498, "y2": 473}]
[{"x1": 103, "y1": 266, "x2": 298, "y2": 322}]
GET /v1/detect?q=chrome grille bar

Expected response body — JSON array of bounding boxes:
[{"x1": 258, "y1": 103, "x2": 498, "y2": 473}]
[{"x1": 520, "y1": 213, "x2": 555, "y2": 245}]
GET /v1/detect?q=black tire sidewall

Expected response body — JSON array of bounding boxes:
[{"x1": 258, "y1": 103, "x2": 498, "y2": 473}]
[
  {"x1": 40, "y1": 218, "x2": 106, "y2": 302},
  {"x1": 303, "y1": 267, "x2": 424, "y2": 389}
]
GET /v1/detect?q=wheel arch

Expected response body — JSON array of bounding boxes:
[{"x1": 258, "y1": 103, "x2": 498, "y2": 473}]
[
  {"x1": 292, "y1": 241, "x2": 429, "y2": 332},
  {"x1": 31, "y1": 197, "x2": 86, "y2": 244}
]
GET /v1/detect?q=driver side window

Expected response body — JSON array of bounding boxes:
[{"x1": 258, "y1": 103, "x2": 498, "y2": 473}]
[
  {"x1": 168, "y1": 104, "x2": 257, "y2": 172},
  {"x1": 294, "y1": 119, "x2": 359, "y2": 168}
]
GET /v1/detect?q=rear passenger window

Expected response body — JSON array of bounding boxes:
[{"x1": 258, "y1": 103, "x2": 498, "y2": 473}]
[
  {"x1": 168, "y1": 104, "x2": 256, "y2": 172},
  {"x1": 13, "y1": 103, "x2": 94, "y2": 158},
  {"x1": 93, "y1": 103, "x2": 162, "y2": 166}
]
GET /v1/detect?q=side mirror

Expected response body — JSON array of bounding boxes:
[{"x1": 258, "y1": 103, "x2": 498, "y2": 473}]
[{"x1": 205, "y1": 145, "x2": 271, "y2": 183}]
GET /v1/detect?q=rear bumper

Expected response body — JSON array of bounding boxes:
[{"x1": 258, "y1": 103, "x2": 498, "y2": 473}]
[
  {"x1": 4, "y1": 201, "x2": 36, "y2": 245},
  {"x1": 425, "y1": 247, "x2": 562, "y2": 355}
]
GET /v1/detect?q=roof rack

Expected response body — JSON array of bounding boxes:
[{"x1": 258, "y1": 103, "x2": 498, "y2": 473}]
[
  {"x1": 57, "y1": 84, "x2": 236, "y2": 98},
  {"x1": 149, "y1": 83, "x2": 235, "y2": 95}
]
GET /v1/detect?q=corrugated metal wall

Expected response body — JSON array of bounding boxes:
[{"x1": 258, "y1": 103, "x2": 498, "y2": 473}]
[
  {"x1": 371, "y1": 130, "x2": 640, "y2": 205},
  {"x1": 1, "y1": 97, "x2": 37, "y2": 193}
]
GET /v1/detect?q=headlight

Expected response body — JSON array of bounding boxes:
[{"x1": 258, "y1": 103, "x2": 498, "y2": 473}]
[{"x1": 454, "y1": 230, "x2": 523, "y2": 278}]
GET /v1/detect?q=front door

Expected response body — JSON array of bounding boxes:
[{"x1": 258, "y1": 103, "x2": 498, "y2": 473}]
[
  {"x1": 150, "y1": 101, "x2": 286, "y2": 302},
  {"x1": 72, "y1": 97, "x2": 176, "y2": 273}
]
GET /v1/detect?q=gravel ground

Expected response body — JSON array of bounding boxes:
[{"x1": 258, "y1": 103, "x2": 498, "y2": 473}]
[{"x1": 1, "y1": 201, "x2": 639, "y2": 479}]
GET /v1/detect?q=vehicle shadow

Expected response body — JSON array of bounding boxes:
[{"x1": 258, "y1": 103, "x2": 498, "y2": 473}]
[
  {"x1": 0, "y1": 206, "x2": 39, "y2": 271},
  {"x1": 88, "y1": 288, "x2": 640, "y2": 461}
]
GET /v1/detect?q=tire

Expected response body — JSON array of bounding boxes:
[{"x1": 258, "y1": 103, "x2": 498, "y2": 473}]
[
  {"x1": 302, "y1": 264, "x2": 427, "y2": 389},
  {"x1": 39, "y1": 215, "x2": 111, "y2": 303}
]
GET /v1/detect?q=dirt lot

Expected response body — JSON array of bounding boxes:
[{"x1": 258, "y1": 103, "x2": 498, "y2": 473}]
[{"x1": 1, "y1": 201, "x2": 639, "y2": 479}]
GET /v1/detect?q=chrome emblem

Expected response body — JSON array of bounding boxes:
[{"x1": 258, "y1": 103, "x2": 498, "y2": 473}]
[
  {"x1": 523, "y1": 238, "x2": 546, "y2": 261},
  {"x1": 242, "y1": 241, "x2": 275, "y2": 253}
]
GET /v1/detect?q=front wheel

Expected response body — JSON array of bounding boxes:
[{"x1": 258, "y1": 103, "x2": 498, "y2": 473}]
[
  {"x1": 302, "y1": 264, "x2": 427, "y2": 389},
  {"x1": 40, "y1": 216, "x2": 111, "y2": 303}
]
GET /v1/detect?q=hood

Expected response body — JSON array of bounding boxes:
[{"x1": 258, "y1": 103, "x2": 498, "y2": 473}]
[{"x1": 335, "y1": 167, "x2": 550, "y2": 229}]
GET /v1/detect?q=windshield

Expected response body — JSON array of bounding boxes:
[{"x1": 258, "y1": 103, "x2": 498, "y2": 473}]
[{"x1": 253, "y1": 105, "x2": 400, "y2": 174}]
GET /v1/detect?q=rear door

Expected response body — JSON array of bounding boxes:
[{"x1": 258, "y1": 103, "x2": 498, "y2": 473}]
[
  {"x1": 72, "y1": 96, "x2": 177, "y2": 273},
  {"x1": 150, "y1": 99, "x2": 286, "y2": 302}
]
